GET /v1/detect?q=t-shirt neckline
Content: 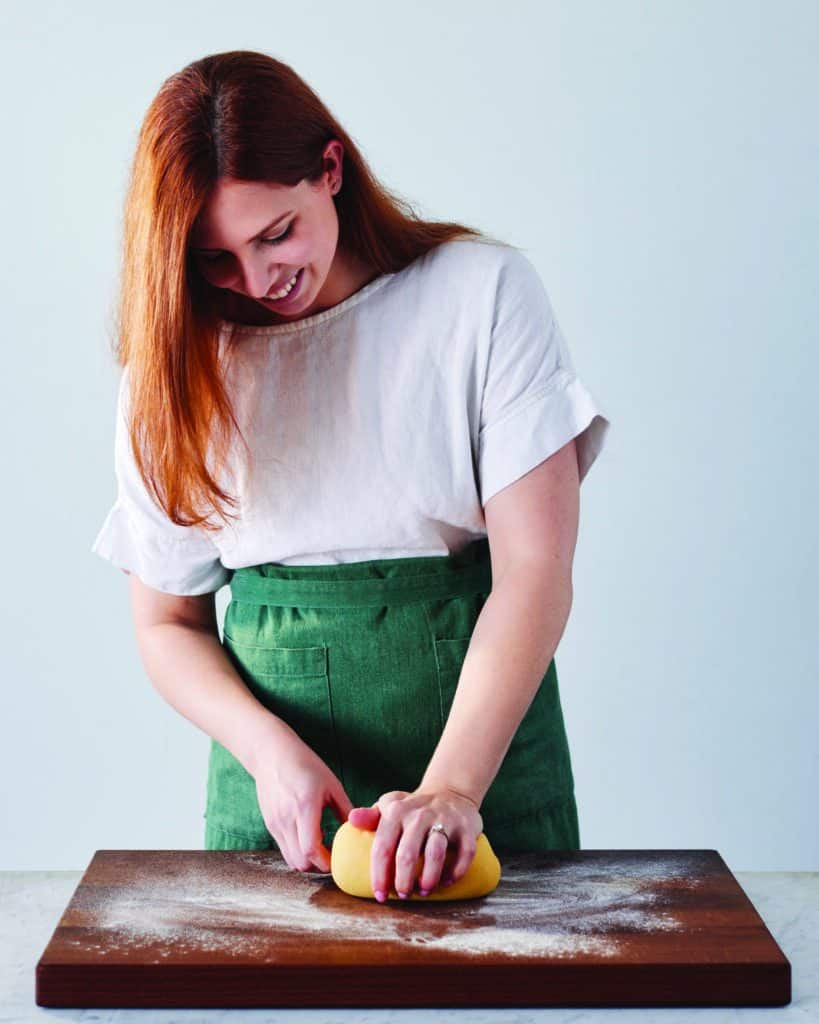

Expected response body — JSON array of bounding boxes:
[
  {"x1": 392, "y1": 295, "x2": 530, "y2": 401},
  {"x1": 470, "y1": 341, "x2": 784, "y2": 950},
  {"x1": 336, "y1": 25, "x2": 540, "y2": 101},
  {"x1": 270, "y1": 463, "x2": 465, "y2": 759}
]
[{"x1": 219, "y1": 269, "x2": 396, "y2": 336}]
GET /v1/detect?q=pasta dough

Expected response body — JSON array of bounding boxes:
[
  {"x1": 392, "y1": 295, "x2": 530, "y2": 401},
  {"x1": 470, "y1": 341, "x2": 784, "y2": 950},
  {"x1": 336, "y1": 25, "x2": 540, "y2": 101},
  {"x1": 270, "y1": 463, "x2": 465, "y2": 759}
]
[{"x1": 330, "y1": 821, "x2": 502, "y2": 900}]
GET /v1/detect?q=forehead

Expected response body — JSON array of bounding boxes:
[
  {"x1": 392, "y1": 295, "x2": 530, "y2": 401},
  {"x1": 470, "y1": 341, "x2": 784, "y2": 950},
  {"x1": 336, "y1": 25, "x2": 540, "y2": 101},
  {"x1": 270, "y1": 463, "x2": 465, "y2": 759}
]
[{"x1": 190, "y1": 178, "x2": 303, "y2": 247}]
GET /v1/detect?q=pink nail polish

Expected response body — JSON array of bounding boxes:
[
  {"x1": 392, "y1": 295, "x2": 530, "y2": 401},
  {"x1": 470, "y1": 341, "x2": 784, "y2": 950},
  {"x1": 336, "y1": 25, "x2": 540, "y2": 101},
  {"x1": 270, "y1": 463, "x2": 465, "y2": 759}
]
[
  {"x1": 419, "y1": 888, "x2": 431, "y2": 896},
  {"x1": 374, "y1": 889, "x2": 387, "y2": 902},
  {"x1": 397, "y1": 890, "x2": 408, "y2": 899}
]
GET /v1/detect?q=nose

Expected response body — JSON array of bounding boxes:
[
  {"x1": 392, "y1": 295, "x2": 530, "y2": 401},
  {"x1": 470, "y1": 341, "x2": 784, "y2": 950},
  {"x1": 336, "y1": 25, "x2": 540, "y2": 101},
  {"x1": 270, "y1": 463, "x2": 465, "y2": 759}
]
[{"x1": 233, "y1": 256, "x2": 276, "y2": 299}]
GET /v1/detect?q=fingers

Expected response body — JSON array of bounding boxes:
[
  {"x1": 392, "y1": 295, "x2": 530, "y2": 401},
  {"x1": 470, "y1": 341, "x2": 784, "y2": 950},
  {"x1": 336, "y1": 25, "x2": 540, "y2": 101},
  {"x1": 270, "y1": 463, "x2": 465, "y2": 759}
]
[
  {"x1": 369, "y1": 806, "x2": 404, "y2": 902},
  {"x1": 416, "y1": 829, "x2": 451, "y2": 894},
  {"x1": 392, "y1": 823, "x2": 436, "y2": 898},
  {"x1": 273, "y1": 829, "x2": 301, "y2": 873},
  {"x1": 294, "y1": 799, "x2": 332, "y2": 873},
  {"x1": 328, "y1": 784, "x2": 355, "y2": 827},
  {"x1": 271, "y1": 793, "x2": 341, "y2": 874},
  {"x1": 270, "y1": 811, "x2": 321, "y2": 873},
  {"x1": 271, "y1": 783, "x2": 481, "y2": 894},
  {"x1": 368, "y1": 800, "x2": 481, "y2": 901},
  {"x1": 440, "y1": 832, "x2": 477, "y2": 887}
]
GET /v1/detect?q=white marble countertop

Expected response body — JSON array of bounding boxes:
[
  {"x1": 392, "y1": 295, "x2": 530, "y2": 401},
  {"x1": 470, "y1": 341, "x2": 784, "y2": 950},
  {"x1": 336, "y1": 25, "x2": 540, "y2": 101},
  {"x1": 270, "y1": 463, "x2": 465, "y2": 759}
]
[{"x1": 4, "y1": 869, "x2": 816, "y2": 1022}]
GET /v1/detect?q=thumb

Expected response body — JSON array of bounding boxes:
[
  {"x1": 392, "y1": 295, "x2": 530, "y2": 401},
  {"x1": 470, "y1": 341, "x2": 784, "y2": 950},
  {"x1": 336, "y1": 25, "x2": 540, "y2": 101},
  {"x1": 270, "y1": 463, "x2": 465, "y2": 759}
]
[
  {"x1": 327, "y1": 783, "x2": 355, "y2": 826},
  {"x1": 347, "y1": 804, "x2": 380, "y2": 830}
]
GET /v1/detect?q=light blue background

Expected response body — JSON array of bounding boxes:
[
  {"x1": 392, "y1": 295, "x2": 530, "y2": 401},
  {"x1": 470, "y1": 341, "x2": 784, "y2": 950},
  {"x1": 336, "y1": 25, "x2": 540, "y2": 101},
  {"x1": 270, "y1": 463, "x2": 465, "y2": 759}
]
[{"x1": 1, "y1": 0, "x2": 816, "y2": 870}]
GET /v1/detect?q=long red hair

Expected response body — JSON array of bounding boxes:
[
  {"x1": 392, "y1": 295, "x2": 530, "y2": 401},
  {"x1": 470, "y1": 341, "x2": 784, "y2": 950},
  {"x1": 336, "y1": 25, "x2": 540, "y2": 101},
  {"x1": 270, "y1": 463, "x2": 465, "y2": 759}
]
[{"x1": 113, "y1": 50, "x2": 498, "y2": 533}]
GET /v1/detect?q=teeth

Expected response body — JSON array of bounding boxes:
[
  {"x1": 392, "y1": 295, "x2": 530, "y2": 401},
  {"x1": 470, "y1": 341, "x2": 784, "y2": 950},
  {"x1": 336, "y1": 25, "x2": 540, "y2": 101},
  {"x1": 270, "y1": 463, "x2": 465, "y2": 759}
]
[{"x1": 268, "y1": 270, "x2": 299, "y2": 300}]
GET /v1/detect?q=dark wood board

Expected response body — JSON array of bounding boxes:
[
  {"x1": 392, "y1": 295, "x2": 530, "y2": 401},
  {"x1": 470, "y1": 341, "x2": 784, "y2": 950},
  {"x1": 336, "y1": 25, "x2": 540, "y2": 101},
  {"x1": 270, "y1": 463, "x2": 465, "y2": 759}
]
[{"x1": 35, "y1": 848, "x2": 790, "y2": 1008}]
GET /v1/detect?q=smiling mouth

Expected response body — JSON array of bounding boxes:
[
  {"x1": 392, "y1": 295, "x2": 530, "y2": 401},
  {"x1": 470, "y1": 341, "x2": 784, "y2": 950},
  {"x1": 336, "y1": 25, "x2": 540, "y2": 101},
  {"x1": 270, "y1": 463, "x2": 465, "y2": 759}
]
[{"x1": 262, "y1": 267, "x2": 304, "y2": 304}]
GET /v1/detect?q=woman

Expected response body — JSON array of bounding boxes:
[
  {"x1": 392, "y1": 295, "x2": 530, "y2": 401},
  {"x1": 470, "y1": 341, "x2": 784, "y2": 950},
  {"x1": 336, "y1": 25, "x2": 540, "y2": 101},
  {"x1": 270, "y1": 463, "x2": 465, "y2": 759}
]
[{"x1": 92, "y1": 50, "x2": 610, "y2": 904}]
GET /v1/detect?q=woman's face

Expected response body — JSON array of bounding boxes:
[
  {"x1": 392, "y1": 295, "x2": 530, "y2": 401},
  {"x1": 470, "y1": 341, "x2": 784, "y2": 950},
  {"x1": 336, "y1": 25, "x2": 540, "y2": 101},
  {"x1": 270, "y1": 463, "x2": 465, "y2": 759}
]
[{"x1": 189, "y1": 142, "x2": 347, "y2": 321}]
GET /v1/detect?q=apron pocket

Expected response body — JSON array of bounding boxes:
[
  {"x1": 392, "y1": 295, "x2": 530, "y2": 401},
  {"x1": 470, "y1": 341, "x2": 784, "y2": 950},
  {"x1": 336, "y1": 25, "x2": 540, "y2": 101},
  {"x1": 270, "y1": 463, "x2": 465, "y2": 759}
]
[
  {"x1": 205, "y1": 633, "x2": 342, "y2": 843},
  {"x1": 433, "y1": 636, "x2": 473, "y2": 730},
  {"x1": 221, "y1": 632, "x2": 341, "y2": 779}
]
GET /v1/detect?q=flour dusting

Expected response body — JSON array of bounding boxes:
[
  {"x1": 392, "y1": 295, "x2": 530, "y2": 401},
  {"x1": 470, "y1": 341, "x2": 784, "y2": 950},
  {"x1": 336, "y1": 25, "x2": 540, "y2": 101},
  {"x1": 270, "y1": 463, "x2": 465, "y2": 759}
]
[{"x1": 67, "y1": 851, "x2": 705, "y2": 961}]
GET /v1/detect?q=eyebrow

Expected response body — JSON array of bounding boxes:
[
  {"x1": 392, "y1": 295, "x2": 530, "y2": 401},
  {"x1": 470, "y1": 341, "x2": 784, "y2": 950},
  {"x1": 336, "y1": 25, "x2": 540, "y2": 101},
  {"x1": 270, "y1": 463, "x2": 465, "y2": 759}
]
[{"x1": 192, "y1": 210, "x2": 294, "y2": 252}]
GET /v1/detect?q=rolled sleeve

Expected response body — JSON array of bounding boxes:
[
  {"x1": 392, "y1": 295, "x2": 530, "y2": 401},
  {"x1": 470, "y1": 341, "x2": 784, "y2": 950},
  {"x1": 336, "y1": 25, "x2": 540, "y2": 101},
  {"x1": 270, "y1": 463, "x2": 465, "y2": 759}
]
[
  {"x1": 478, "y1": 367, "x2": 610, "y2": 506},
  {"x1": 91, "y1": 367, "x2": 230, "y2": 596},
  {"x1": 477, "y1": 248, "x2": 611, "y2": 507}
]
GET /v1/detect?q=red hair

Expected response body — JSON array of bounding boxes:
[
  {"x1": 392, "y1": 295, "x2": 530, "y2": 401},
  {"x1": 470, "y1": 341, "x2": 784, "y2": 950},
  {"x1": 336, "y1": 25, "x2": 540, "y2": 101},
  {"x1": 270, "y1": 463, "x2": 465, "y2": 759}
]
[{"x1": 113, "y1": 50, "x2": 499, "y2": 533}]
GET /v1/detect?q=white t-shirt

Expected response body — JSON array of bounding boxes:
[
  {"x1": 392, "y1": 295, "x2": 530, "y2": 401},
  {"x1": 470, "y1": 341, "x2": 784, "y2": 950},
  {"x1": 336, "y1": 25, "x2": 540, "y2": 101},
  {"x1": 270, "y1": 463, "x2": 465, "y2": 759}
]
[{"x1": 91, "y1": 238, "x2": 611, "y2": 595}]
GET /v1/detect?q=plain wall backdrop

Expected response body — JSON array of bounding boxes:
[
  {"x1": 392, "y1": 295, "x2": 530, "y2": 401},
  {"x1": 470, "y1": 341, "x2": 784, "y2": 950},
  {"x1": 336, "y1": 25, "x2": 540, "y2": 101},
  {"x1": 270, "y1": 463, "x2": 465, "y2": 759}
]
[{"x1": 1, "y1": 0, "x2": 816, "y2": 871}]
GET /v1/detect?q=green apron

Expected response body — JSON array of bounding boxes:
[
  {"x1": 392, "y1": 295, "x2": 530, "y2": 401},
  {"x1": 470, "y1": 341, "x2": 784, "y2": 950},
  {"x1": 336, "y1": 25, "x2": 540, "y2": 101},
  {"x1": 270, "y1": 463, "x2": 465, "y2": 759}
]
[{"x1": 203, "y1": 537, "x2": 580, "y2": 854}]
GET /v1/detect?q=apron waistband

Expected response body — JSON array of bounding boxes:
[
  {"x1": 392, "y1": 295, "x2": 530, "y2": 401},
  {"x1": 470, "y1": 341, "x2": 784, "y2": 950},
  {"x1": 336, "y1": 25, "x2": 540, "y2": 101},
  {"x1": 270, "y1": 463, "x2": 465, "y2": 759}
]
[{"x1": 228, "y1": 548, "x2": 493, "y2": 608}]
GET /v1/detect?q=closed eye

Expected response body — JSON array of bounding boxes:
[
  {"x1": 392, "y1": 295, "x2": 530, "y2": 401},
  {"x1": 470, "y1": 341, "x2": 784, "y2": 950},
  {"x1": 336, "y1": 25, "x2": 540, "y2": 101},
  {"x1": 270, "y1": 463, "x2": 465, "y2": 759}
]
[
  {"x1": 261, "y1": 223, "x2": 294, "y2": 247},
  {"x1": 196, "y1": 223, "x2": 294, "y2": 263}
]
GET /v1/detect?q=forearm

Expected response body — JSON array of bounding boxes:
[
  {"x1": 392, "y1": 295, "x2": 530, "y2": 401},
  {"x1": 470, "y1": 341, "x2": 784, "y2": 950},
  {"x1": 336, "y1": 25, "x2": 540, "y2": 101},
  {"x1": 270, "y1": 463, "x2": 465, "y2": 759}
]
[
  {"x1": 419, "y1": 566, "x2": 573, "y2": 806},
  {"x1": 135, "y1": 622, "x2": 296, "y2": 777}
]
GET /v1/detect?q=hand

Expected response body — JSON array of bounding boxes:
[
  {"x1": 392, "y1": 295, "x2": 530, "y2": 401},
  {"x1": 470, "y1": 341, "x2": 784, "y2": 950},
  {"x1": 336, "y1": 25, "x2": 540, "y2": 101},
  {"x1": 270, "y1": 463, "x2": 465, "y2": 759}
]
[
  {"x1": 348, "y1": 786, "x2": 483, "y2": 902},
  {"x1": 253, "y1": 732, "x2": 353, "y2": 874}
]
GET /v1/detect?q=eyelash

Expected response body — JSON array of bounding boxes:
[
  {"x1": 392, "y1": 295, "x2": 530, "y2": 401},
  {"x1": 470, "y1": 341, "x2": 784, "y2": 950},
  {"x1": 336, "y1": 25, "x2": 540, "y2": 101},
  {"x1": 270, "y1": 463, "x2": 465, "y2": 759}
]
[
  {"x1": 261, "y1": 223, "x2": 293, "y2": 247},
  {"x1": 199, "y1": 223, "x2": 293, "y2": 263}
]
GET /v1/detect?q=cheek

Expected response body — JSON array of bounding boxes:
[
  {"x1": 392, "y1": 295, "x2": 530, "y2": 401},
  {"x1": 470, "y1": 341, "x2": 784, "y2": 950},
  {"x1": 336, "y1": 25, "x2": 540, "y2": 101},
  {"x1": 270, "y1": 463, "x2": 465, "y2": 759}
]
[
  {"x1": 195, "y1": 261, "x2": 231, "y2": 288},
  {"x1": 287, "y1": 237, "x2": 313, "y2": 266},
  {"x1": 192, "y1": 238, "x2": 315, "y2": 289}
]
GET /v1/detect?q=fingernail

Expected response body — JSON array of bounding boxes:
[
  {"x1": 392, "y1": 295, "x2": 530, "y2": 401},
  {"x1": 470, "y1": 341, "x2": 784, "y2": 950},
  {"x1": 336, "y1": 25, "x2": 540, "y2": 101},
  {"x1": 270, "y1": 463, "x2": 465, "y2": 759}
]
[
  {"x1": 442, "y1": 878, "x2": 456, "y2": 887},
  {"x1": 397, "y1": 890, "x2": 408, "y2": 899},
  {"x1": 374, "y1": 889, "x2": 387, "y2": 902},
  {"x1": 418, "y1": 887, "x2": 431, "y2": 896}
]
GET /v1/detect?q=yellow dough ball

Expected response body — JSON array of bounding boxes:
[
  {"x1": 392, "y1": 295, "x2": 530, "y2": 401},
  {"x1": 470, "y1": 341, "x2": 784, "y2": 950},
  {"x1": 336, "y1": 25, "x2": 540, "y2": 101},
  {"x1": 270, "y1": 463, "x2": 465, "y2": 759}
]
[{"x1": 330, "y1": 821, "x2": 502, "y2": 900}]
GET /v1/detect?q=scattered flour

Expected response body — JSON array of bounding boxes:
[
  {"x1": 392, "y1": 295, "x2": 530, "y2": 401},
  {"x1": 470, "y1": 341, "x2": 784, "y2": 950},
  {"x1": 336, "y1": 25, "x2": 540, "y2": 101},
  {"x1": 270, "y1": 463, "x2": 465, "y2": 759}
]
[{"x1": 66, "y1": 851, "x2": 705, "y2": 962}]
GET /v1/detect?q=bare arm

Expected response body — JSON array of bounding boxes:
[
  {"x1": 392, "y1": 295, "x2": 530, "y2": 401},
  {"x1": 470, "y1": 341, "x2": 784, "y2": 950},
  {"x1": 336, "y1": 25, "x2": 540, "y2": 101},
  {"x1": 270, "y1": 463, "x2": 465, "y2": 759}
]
[
  {"x1": 127, "y1": 572, "x2": 295, "y2": 777},
  {"x1": 419, "y1": 437, "x2": 580, "y2": 804}
]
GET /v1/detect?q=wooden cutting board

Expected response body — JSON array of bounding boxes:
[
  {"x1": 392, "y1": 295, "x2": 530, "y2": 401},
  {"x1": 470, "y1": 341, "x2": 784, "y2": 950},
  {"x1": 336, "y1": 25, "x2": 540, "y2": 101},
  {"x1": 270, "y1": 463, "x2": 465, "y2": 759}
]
[{"x1": 35, "y1": 848, "x2": 790, "y2": 1008}]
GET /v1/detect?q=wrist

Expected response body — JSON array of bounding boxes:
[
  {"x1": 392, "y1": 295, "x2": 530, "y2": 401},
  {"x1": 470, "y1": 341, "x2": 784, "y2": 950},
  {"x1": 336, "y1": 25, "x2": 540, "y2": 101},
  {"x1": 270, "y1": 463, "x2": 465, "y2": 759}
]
[
  {"x1": 417, "y1": 777, "x2": 483, "y2": 810},
  {"x1": 238, "y1": 712, "x2": 297, "y2": 778}
]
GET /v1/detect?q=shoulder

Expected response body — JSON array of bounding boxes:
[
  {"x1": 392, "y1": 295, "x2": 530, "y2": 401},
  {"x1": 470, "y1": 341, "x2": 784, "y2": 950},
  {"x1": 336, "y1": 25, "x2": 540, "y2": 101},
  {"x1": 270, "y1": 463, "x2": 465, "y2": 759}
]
[
  {"x1": 419, "y1": 236, "x2": 525, "y2": 276},
  {"x1": 376, "y1": 238, "x2": 551, "y2": 337},
  {"x1": 417, "y1": 238, "x2": 545, "y2": 308}
]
